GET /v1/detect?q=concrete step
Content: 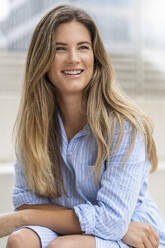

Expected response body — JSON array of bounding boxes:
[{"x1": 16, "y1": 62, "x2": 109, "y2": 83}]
[
  {"x1": 0, "y1": 165, "x2": 13, "y2": 248},
  {"x1": 0, "y1": 52, "x2": 25, "y2": 93}
]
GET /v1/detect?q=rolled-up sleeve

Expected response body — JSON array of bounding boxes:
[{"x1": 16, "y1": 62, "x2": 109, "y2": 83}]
[
  {"x1": 13, "y1": 162, "x2": 50, "y2": 210},
  {"x1": 74, "y1": 125, "x2": 146, "y2": 240}
]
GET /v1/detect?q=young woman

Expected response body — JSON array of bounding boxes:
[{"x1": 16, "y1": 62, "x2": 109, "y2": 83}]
[{"x1": 0, "y1": 4, "x2": 165, "y2": 248}]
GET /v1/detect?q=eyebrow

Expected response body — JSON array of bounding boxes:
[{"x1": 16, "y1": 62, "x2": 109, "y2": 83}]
[{"x1": 56, "y1": 41, "x2": 92, "y2": 46}]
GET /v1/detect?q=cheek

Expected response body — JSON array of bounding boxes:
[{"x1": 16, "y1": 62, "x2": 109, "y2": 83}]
[
  {"x1": 47, "y1": 66, "x2": 58, "y2": 85},
  {"x1": 48, "y1": 61, "x2": 58, "y2": 78},
  {"x1": 89, "y1": 58, "x2": 94, "y2": 75},
  {"x1": 86, "y1": 54, "x2": 94, "y2": 72},
  {"x1": 47, "y1": 67, "x2": 54, "y2": 81},
  {"x1": 48, "y1": 55, "x2": 61, "y2": 74}
]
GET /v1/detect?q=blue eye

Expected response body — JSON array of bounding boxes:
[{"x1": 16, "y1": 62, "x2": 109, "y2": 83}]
[
  {"x1": 56, "y1": 47, "x2": 66, "y2": 51},
  {"x1": 79, "y1": 46, "x2": 89, "y2": 50}
]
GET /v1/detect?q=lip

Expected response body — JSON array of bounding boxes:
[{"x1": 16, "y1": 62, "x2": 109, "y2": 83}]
[
  {"x1": 62, "y1": 68, "x2": 84, "y2": 70},
  {"x1": 61, "y1": 69, "x2": 84, "y2": 77}
]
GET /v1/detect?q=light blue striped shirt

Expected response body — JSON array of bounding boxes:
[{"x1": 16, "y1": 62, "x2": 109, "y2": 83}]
[{"x1": 13, "y1": 114, "x2": 165, "y2": 248}]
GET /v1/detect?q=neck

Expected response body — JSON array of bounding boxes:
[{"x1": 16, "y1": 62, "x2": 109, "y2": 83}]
[
  {"x1": 59, "y1": 95, "x2": 85, "y2": 120},
  {"x1": 57, "y1": 94, "x2": 87, "y2": 141}
]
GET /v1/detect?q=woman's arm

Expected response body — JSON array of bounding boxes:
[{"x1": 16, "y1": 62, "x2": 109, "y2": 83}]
[
  {"x1": 0, "y1": 211, "x2": 24, "y2": 238},
  {"x1": 18, "y1": 204, "x2": 82, "y2": 234},
  {"x1": 73, "y1": 128, "x2": 146, "y2": 240},
  {"x1": 0, "y1": 204, "x2": 82, "y2": 238},
  {"x1": 18, "y1": 204, "x2": 160, "y2": 248},
  {"x1": 0, "y1": 208, "x2": 159, "y2": 248},
  {"x1": 10, "y1": 162, "x2": 82, "y2": 235}
]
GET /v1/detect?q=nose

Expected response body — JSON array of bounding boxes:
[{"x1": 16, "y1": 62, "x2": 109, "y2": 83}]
[{"x1": 68, "y1": 48, "x2": 80, "y2": 64}]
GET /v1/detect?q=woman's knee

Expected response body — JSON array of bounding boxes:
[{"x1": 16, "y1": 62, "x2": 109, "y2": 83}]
[
  {"x1": 47, "y1": 235, "x2": 95, "y2": 248},
  {"x1": 47, "y1": 237, "x2": 71, "y2": 248},
  {"x1": 6, "y1": 228, "x2": 41, "y2": 248},
  {"x1": 6, "y1": 230, "x2": 25, "y2": 248}
]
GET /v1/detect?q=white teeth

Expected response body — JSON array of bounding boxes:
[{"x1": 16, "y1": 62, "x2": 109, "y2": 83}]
[{"x1": 63, "y1": 70, "x2": 82, "y2": 75}]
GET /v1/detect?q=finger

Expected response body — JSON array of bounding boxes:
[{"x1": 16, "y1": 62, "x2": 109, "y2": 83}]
[
  {"x1": 143, "y1": 224, "x2": 159, "y2": 248},
  {"x1": 143, "y1": 236, "x2": 153, "y2": 248},
  {"x1": 148, "y1": 231, "x2": 159, "y2": 248},
  {"x1": 147, "y1": 226, "x2": 160, "y2": 248},
  {"x1": 141, "y1": 243, "x2": 146, "y2": 248}
]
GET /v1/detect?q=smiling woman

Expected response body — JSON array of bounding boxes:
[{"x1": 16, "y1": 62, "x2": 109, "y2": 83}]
[
  {"x1": 0, "y1": 4, "x2": 165, "y2": 248},
  {"x1": 47, "y1": 21, "x2": 94, "y2": 98}
]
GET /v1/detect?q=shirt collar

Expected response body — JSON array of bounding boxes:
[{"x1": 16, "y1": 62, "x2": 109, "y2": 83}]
[{"x1": 57, "y1": 111, "x2": 89, "y2": 140}]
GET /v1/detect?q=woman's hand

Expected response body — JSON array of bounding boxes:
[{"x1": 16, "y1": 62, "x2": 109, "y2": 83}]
[{"x1": 122, "y1": 221, "x2": 159, "y2": 248}]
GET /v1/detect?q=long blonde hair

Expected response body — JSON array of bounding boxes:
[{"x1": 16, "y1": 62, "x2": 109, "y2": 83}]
[{"x1": 14, "y1": 5, "x2": 157, "y2": 198}]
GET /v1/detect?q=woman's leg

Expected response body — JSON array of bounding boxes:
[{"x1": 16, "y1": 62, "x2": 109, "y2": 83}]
[
  {"x1": 47, "y1": 234, "x2": 132, "y2": 248},
  {"x1": 6, "y1": 228, "x2": 41, "y2": 248},
  {"x1": 6, "y1": 226, "x2": 60, "y2": 248},
  {"x1": 46, "y1": 234, "x2": 96, "y2": 248}
]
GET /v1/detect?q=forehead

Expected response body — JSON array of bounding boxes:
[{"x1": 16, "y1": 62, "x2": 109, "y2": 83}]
[{"x1": 54, "y1": 21, "x2": 91, "y2": 43}]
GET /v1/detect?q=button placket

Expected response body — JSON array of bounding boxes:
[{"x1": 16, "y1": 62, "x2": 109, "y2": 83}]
[{"x1": 67, "y1": 139, "x2": 74, "y2": 163}]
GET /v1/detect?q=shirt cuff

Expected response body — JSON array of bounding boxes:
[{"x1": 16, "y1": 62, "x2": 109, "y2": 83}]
[{"x1": 73, "y1": 201, "x2": 96, "y2": 235}]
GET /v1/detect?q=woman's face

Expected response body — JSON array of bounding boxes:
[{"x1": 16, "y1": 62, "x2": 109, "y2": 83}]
[{"x1": 47, "y1": 21, "x2": 94, "y2": 98}]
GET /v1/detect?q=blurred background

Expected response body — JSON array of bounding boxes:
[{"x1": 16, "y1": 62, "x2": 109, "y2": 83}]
[{"x1": 0, "y1": 0, "x2": 165, "y2": 245}]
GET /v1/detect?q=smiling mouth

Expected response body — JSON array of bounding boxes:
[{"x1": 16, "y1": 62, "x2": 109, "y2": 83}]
[{"x1": 61, "y1": 69, "x2": 84, "y2": 75}]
